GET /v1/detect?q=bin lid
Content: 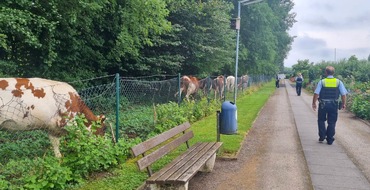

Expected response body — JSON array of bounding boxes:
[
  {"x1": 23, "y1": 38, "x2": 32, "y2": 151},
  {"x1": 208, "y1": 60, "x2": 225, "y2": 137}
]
[{"x1": 221, "y1": 101, "x2": 237, "y2": 110}]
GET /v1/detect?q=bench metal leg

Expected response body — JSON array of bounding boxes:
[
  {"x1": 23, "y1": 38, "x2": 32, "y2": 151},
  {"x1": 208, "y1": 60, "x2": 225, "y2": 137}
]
[
  {"x1": 200, "y1": 153, "x2": 216, "y2": 172},
  {"x1": 147, "y1": 182, "x2": 189, "y2": 190}
]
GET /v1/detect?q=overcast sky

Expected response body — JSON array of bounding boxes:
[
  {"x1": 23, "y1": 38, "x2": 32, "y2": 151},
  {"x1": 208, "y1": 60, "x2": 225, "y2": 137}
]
[{"x1": 285, "y1": 0, "x2": 370, "y2": 67}]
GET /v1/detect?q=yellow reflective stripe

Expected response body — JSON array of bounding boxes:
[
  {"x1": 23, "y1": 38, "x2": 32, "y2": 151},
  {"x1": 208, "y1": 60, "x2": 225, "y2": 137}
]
[{"x1": 322, "y1": 78, "x2": 338, "y2": 87}]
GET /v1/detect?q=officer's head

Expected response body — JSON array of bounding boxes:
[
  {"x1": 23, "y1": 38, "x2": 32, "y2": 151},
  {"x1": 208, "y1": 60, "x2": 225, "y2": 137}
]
[{"x1": 325, "y1": 66, "x2": 335, "y2": 76}]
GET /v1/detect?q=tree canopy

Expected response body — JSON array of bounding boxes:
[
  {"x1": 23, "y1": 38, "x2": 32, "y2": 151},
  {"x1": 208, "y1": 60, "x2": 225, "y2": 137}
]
[{"x1": 0, "y1": 0, "x2": 296, "y2": 81}]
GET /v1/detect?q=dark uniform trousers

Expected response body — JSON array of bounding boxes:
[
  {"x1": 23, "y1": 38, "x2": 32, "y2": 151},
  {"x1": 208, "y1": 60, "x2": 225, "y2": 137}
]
[{"x1": 318, "y1": 100, "x2": 338, "y2": 143}]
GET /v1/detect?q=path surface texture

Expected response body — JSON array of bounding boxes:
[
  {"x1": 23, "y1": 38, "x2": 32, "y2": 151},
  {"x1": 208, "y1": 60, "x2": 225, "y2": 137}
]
[{"x1": 189, "y1": 79, "x2": 370, "y2": 190}]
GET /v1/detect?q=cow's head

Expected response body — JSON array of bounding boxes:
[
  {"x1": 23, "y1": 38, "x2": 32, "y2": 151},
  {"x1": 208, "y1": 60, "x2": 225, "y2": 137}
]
[{"x1": 93, "y1": 114, "x2": 106, "y2": 136}]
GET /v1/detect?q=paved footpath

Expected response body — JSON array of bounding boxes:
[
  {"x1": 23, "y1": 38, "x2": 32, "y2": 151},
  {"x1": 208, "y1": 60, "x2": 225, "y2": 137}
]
[
  {"x1": 188, "y1": 79, "x2": 370, "y2": 190},
  {"x1": 285, "y1": 79, "x2": 370, "y2": 190}
]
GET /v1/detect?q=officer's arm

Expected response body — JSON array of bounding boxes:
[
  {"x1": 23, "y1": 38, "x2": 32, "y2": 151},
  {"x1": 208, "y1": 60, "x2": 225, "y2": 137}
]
[
  {"x1": 340, "y1": 95, "x2": 346, "y2": 110},
  {"x1": 339, "y1": 81, "x2": 348, "y2": 110},
  {"x1": 312, "y1": 93, "x2": 319, "y2": 111}
]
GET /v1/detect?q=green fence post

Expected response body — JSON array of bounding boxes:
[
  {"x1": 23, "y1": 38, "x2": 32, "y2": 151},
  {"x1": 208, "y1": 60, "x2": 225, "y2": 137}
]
[{"x1": 115, "y1": 73, "x2": 120, "y2": 142}]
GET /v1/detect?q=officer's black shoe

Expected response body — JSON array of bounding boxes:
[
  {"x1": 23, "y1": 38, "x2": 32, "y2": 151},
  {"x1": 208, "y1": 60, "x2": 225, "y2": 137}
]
[
  {"x1": 327, "y1": 138, "x2": 335, "y2": 145},
  {"x1": 319, "y1": 137, "x2": 325, "y2": 142}
]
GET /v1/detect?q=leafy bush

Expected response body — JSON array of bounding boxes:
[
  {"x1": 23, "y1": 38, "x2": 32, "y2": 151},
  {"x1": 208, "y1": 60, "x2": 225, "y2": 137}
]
[
  {"x1": 0, "y1": 131, "x2": 52, "y2": 163},
  {"x1": 60, "y1": 114, "x2": 131, "y2": 182},
  {"x1": 153, "y1": 98, "x2": 219, "y2": 134},
  {"x1": 23, "y1": 157, "x2": 72, "y2": 190},
  {"x1": 0, "y1": 157, "x2": 72, "y2": 190},
  {"x1": 154, "y1": 101, "x2": 187, "y2": 134},
  {"x1": 349, "y1": 82, "x2": 370, "y2": 120},
  {"x1": 119, "y1": 106, "x2": 155, "y2": 139},
  {"x1": 0, "y1": 114, "x2": 142, "y2": 189},
  {"x1": 0, "y1": 174, "x2": 9, "y2": 190}
]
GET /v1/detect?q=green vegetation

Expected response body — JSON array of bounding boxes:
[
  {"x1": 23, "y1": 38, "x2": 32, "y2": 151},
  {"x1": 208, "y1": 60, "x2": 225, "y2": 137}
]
[
  {"x1": 72, "y1": 81, "x2": 275, "y2": 190},
  {"x1": 0, "y1": 1, "x2": 295, "y2": 80}
]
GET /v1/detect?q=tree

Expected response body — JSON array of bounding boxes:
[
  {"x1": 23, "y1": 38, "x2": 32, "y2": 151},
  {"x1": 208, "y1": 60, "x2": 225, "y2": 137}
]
[
  {"x1": 0, "y1": 0, "x2": 171, "y2": 80},
  {"x1": 230, "y1": 0, "x2": 296, "y2": 75},
  {"x1": 157, "y1": 0, "x2": 235, "y2": 76}
]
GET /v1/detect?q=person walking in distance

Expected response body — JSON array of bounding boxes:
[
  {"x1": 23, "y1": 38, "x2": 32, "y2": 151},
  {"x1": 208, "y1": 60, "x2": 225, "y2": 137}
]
[
  {"x1": 312, "y1": 66, "x2": 348, "y2": 145},
  {"x1": 295, "y1": 73, "x2": 303, "y2": 96},
  {"x1": 275, "y1": 75, "x2": 280, "y2": 88}
]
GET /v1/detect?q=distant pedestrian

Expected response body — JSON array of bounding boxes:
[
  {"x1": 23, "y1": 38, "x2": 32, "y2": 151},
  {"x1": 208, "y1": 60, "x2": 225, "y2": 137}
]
[
  {"x1": 275, "y1": 75, "x2": 280, "y2": 88},
  {"x1": 312, "y1": 66, "x2": 348, "y2": 145},
  {"x1": 295, "y1": 73, "x2": 303, "y2": 96}
]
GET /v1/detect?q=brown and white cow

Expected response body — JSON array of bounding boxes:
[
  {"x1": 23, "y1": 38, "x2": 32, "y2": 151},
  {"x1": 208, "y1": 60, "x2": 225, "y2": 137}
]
[
  {"x1": 213, "y1": 75, "x2": 225, "y2": 100},
  {"x1": 199, "y1": 77, "x2": 213, "y2": 95},
  {"x1": 226, "y1": 75, "x2": 235, "y2": 92},
  {"x1": 0, "y1": 78, "x2": 106, "y2": 157},
  {"x1": 238, "y1": 74, "x2": 249, "y2": 89},
  {"x1": 174, "y1": 75, "x2": 199, "y2": 101}
]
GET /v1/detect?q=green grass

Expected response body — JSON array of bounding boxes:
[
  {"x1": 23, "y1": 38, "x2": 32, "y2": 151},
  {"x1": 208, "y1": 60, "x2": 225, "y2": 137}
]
[{"x1": 71, "y1": 81, "x2": 275, "y2": 190}]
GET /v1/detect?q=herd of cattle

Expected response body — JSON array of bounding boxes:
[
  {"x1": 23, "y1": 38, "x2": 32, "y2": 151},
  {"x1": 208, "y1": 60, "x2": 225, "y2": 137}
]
[{"x1": 176, "y1": 75, "x2": 249, "y2": 101}]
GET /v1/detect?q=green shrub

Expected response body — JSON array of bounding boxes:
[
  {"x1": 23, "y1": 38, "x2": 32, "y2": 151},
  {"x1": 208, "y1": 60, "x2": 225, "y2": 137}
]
[
  {"x1": 0, "y1": 131, "x2": 52, "y2": 163},
  {"x1": 154, "y1": 101, "x2": 187, "y2": 133},
  {"x1": 350, "y1": 94, "x2": 370, "y2": 120},
  {"x1": 60, "y1": 114, "x2": 127, "y2": 182},
  {"x1": 119, "y1": 106, "x2": 155, "y2": 139},
  {"x1": 348, "y1": 82, "x2": 370, "y2": 120},
  {"x1": 0, "y1": 174, "x2": 9, "y2": 189},
  {"x1": 23, "y1": 157, "x2": 72, "y2": 190},
  {"x1": 0, "y1": 157, "x2": 72, "y2": 190}
]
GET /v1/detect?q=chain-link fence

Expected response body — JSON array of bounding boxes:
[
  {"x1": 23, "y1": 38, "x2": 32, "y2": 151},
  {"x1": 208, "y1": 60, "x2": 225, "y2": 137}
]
[{"x1": 0, "y1": 74, "x2": 271, "y2": 165}]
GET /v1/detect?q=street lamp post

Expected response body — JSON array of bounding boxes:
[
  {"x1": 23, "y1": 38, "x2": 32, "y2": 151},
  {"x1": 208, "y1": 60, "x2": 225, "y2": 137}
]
[{"x1": 233, "y1": 0, "x2": 263, "y2": 104}]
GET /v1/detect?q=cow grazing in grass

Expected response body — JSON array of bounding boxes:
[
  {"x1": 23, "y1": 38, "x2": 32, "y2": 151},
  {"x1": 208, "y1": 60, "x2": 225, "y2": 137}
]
[
  {"x1": 0, "y1": 78, "x2": 106, "y2": 158},
  {"x1": 175, "y1": 75, "x2": 200, "y2": 101},
  {"x1": 226, "y1": 75, "x2": 235, "y2": 92},
  {"x1": 213, "y1": 75, "x2": 225, "y2": 100}
]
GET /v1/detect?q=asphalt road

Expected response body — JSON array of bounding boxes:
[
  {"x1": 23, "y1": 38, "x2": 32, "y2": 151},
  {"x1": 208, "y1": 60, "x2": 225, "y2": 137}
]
[{"x1": 188, "y1": 79, "x2": 370, "y2": 190}]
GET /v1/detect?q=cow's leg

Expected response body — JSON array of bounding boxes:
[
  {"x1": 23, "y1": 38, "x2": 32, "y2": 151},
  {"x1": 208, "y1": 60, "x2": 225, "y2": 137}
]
[
  {"x1": 174, "y1": 87, "x2": 184, "y2": 97},
  {"x1": 48, "y1": 134, "x2": 62, "y2": 158}
]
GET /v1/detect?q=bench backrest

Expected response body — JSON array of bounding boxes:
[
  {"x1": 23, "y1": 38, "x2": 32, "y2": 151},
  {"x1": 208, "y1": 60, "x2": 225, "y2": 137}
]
[{"x1": 131, "y1": 122, "x2": 193, "y2": 175}]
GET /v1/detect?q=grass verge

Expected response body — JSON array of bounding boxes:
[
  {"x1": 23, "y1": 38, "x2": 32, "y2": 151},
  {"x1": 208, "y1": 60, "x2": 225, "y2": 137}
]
[{"x1": 71, "y1": 81, "x2": 275, "y2": 190}]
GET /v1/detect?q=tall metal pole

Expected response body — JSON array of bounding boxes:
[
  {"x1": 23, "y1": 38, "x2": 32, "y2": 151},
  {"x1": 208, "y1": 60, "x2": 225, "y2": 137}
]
[
  {"x1": 234, "y1": 1, "x2": 241, "y2": 104},
  {"x1": 233, "y1": 0, "x2": 262, "y2": 105}
]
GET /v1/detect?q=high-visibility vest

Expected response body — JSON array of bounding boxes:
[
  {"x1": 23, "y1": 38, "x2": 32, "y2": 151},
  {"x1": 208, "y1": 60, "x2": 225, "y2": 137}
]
[{"x1": 319, "y1": 78, "x2": 340, "y2": 100}]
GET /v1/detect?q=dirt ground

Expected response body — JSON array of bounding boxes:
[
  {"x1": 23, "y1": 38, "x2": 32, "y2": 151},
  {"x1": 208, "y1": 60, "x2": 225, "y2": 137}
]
[{"x1": 188, "y1": 84, "x2": 313, "y2": 190}]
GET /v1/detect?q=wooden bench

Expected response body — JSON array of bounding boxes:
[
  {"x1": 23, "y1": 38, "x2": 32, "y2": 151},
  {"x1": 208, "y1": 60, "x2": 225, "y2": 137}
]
[{"x1": 131, "y1": 122, "x2": 222, "y2": 190}]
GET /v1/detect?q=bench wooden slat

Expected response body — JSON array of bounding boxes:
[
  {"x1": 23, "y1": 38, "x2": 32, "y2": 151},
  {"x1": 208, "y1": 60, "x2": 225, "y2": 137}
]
[
  {"x1": 131, "y1": 121, "x2": 223, "y2": 189},
  {"x1": 131, "y1": 122, "x2": 191, "y2": 156},
  {"x1": 137, "y1": 131, "x2": 194, "y2": 171},
  {"x1": 147, "y1": 142, "x2": 209, "y2": 184},
  {"x1": 165, "y1": 142, "x2": 215, "y2": 183},
  {"x1": 175, "y1": 142, "x2": 223, "y2": 183}
]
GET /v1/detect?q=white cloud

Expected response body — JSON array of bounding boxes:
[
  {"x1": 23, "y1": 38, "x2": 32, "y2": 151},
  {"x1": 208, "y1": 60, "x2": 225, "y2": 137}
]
[{"x1": 285, "y1": 0, "x2": 370, "y2": 67}]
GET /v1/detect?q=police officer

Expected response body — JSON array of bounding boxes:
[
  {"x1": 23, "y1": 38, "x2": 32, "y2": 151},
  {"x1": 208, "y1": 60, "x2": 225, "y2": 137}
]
[
  {"x1": 295, "y1": 73, "x2": 303, "y2": 96},
  {"x1": 312, "y1": 66, "x2": 348, "y2": 145}
]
